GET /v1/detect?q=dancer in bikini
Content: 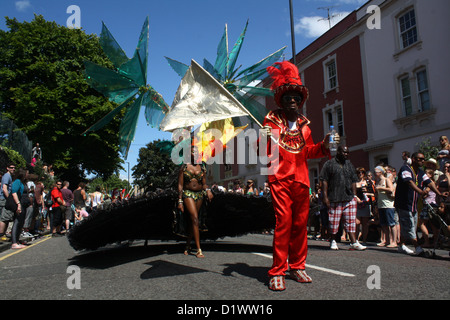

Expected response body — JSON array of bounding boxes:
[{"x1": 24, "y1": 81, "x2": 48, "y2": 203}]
[{"x1": 177, "y1": 145, "x2": 213, "y2": 258}]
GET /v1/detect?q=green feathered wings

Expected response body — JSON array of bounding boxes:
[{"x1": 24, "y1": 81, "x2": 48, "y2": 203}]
[{"x1": 83, "y1": 17, "x2": 169, "y2": 158}]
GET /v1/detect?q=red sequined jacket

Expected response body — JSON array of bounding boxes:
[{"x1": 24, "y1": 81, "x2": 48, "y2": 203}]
[{"x1": 263, "y1": 110, "x2": 329, "y2": 186}]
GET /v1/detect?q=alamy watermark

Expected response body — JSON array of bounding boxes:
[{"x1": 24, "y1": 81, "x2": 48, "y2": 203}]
[
  {"x1": 66, "y1": 5, "x2": 81, "y2": 29},
  {"x1": 366, "y1": 265, "x2": 381, "y2": 289},
  {"x1": 67, "y1": 265, "x2": 81, "y2": 289},
  {"x1": 366, "y1": 5, "x2": 381, "y2": 30}
]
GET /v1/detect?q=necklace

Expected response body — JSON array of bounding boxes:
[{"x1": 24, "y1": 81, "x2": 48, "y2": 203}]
[{"x1": 409, "y1": 165, "x2": 419, "y2": 186}]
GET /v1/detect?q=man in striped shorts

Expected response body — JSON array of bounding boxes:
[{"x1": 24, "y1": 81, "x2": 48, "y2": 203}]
[{"x1": 320, "y1": 146, "x2": 366, "y2": 251}]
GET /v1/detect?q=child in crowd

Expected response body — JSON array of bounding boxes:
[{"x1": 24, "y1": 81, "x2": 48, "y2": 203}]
[
  {"x1": 74, "y1": 206, "x2": 89, "y2": 224},
  {"x1": 436, "y1": 199, "x2": 450, "y2": 233},
  {"x1": 418, "y1": 169, "x2": 439, "y2": 248}
]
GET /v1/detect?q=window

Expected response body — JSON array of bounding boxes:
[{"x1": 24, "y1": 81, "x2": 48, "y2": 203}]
[
  {"x1": 322, "y1": 55, "x2": 338, "y2": 94},
  {"x1": 395, "y1": 67, "x2": 433, "y2": 123},
  {"x1": 326, "y1": 60, "x2": 337, "y2": 90},
  {"x1": 327, "y1": 111, "x2": 333, "y2": 129},
  {"x1": 398, "y1": 9, "x2": 417, "y2": 49},
  {"x1": 336, "y1": 106, "x2": 344, "y2": 137},
  {"x1": 416, "y1": 70, "x2": 430, "y2": 111},
  {"x1": 400, "y1": 76, "x2": 412, "y2": 116},
  {"x1": 323, "y1": 103, "x2": 345, "y2": 137}
]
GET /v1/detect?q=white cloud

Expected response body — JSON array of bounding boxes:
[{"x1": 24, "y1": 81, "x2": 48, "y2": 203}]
[
  {"x1": 294, "y1": 11, "x2": 351, "y2": 38},
  {"x1": 317, "y1": 0, "x2": 365, "y2": 4},
  {"x1": 15, "y1": 0, "x2": 31, "y2": 12},
  {"x1": 338, "y1": 0, "x2": 366, "y2": 4}
]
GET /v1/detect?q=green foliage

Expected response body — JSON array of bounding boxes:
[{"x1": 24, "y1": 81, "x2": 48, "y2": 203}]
[
  {"x1": 132, "y1": 140, "x2": 178, "y2": 192},
  {"x1": 88, "y1": 175, "x2": 130, "y2": 194},
  {"x1": 32, "y1": 160, "x2": 57, "y2": 191},
  {"x1": 0, "y1": 145, "x2": 26, "y2": 168},
  {"x1": 0, "y1": 15, "x2": 124, "y2": 182},
  {"x1": 416, "y1": 137, "x2": 440, "y2": 160}
]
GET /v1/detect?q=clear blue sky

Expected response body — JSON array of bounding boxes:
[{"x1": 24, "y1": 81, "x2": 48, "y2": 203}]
[{"x1": 0, "y1": 0, "x2": 366, "y2": 181}]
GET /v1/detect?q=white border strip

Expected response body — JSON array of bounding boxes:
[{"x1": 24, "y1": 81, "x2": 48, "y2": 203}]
[{"x1": 252, "y1": 252, "x2": 355, "y2": 277}]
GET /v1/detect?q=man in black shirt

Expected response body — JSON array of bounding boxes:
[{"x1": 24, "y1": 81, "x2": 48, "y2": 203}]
[
  {"x1": 320, "y1": 146, "x2": 366, "y2": 250},
  {"x1": 395, "y1": 152, "x2": 441, "y2": 255}
]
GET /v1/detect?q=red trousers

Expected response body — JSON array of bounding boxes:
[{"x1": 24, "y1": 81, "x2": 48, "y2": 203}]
[{"x1": 268, "y1": 177, "x2": 310, "y2": 276}]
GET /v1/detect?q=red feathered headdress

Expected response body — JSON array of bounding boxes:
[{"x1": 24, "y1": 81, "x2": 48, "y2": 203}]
[{"x1": 267, "y1": 61, "x2": 309, "y2": 108}]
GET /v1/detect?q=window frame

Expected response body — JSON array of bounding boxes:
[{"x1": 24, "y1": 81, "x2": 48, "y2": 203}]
[
  {"x1": 415, "y1": 69, "x2": 430, "y2": 112},
  {"x1": 326, "y1": 60, "x2": 337, "y2": 90},
  {"x1": 399, "y1": 76, "x2": 413, "y2": 116},
  {"x1": 322, "y1": 54, "x2": 339, "y2": 94},
  {"x1": 398, "y1": 8, "x2": 418, "y2": 49},
  {"x1": 323, "y1": 101, "x2": 345, "y2": 139}
]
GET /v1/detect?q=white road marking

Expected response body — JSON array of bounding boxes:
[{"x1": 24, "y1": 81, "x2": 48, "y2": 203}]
[{"x1": 252, "y1": 252, "x2": 356, "y2": 277}]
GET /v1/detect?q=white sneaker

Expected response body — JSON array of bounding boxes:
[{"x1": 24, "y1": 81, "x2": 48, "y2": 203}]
[
  {"x1": 20, "y1": 231, "x2": 33, "y2": 238},
  {"x1": 398, "y1": 244, "x2": 414, "y2": 255},
  {"x1": 330, "y1": 240, "x2": 339, "y2": 250},
  {"x1": 350, "y1": 242, "x2": 366, "y2": 251}
]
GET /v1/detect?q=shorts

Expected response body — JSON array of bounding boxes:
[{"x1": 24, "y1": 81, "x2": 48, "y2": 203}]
[
  {"x1": 378, "y1": 208, "x2": 396, "y2": 227},
  {"x1": 397, "y1": 208, "x2": 418, "y2": 240},
  {"x1": 328, "y1": 198, "x2": 357, "y2": 234},
  {"x1": 0, "y1": 198, "x2": 15, "y2": 223},
  {"x1": 51, "y1": 206, "x2": 63, "y2": 227},
  {"x1": 64, "y1": 206, "x2": 73, "y2": 220}
]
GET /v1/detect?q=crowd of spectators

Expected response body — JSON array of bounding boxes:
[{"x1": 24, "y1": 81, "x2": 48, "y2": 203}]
[
  {"x1": 0, "y1": 143, "x2": 129, "y2": 248},
  {"x1": 211, "y1": 136, "x2": 450, "y2": 256},
  {"x1": 1, "y1": 136, "x2": 449, "y2": 256}
]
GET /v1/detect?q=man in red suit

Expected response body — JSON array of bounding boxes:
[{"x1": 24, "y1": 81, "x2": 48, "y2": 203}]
[{"x1": 263, "y1": 61, "x2": 333, "y2": 291}]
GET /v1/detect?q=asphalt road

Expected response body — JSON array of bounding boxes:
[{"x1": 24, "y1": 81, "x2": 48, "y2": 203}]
[{"x1": 1, "y1": 233, "x2": 449, "y2": 304}]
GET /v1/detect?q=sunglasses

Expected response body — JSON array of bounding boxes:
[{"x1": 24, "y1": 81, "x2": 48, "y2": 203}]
[
  {"x1": 8, "y1": 166, "x2": 15, "y2": 169},
  {"x1": 282, "y1": 96, "x2": 302, "y2": 103},
  {"x1": 415, "y1": 157, "x2": 425, "y2": 161}
]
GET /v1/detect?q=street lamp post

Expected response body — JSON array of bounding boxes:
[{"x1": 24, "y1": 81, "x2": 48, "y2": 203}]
[{"x1": 289, "y1": 0, "x2": 297, "y2": 65}]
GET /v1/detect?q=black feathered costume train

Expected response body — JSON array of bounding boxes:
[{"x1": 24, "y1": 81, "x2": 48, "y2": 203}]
[{"x1": 67, "y1": 188, "x2": 275, "y2": 251}]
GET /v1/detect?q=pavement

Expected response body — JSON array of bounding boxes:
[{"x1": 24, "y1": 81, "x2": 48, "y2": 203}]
[{"x1": 0, "y1": 230, "x2": 52, "y2": 253}]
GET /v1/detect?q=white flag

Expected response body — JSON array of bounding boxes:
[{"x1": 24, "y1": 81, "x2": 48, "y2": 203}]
[{"x1": 160, "y1": 59, "x2": 261, "y2": 132}]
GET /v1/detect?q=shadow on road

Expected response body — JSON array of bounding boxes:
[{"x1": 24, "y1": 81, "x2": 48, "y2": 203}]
[
  {"x1": 68, "y1": 240, "x2": 273, "y2": 284},
  {"x1": 68, "y1": 240, "x2": 271, "y2": 268}
]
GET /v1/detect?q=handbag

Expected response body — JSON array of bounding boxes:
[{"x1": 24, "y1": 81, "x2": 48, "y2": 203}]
[{"x1": 5, "y1": 192, "x2": 21, "y2": 212}]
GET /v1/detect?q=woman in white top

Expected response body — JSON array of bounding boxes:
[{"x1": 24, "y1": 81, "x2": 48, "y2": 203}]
[
  {"x1": 374, "y1": 166, "x2": 397, "y2": 248},
  {"x1": 90, "y1": 186, "x2": 103, "y2": 212}
]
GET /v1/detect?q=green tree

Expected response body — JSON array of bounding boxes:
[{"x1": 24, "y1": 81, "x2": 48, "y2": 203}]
[
  {"x1": 0, "y1": 15, "x2": 124, "y2": 183},
  {"x1": 416, "y1": 137, "x2": 440, "y2": 161},
  {"x1": 132, "y1": 140, "x2": 178, "y2": 192},
  {"x1": 88, "y1": 175, "x2": 130, "y2": 194},
  {"x1": 0, "y1": 145, "x2": 26, "y2": 169}
]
